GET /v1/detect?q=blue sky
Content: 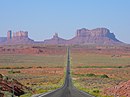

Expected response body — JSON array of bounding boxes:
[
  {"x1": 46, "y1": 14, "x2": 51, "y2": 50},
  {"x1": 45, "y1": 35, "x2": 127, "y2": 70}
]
[{"x1": 0, "y1": 0, "x2": 130, "y2": 43}]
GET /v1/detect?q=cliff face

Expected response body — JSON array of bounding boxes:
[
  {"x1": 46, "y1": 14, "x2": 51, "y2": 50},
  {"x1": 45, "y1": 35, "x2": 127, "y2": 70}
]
[
  {"x1": 44, "y1": 28, "x2": 123, "y2": 45},
  {"x1": 6, "y1": 31, "x2": 34, "y2": 44},
  {"x1": 12, "y1": 31, "x2": 28, "y2": 38},
  {"x1": 68, "y1": 28, "x2": 121, "y2": 45},
  {"x1": 0, "y1": 28, "x2": 124, "y2": 45}
]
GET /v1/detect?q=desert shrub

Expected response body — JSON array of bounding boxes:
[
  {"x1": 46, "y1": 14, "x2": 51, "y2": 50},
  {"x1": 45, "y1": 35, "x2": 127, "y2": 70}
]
[
  {"x1": 14, "y1": 67, "x2": 24, "y2": 69},
  {"x1": 8, "y1": 69, "x2": 21, "y2": 74},
  {"x1": 8, "y1": 78, "x2": 14, "y2": 83},
  {"x1": 55, "y1": 66, "x2": 63, "y2": 68},
  {"x1": 36, "y1": 66, "x2": 42, "y2": 68},
  {"x1": 77, "y1": 65, "x2": 123, "y2": 68},
  {"x1": 0, "y1": 74, "x2": 3, "y2": 78},
  {"x1": 35, "y1": 89, "x2": 48, "y2": 94},
  {"x1": 0, "y1": 86, "x2": 2, "y2": 90},
  {"x1": 93, "y1": 89, "x2": 100, "y2": 93},
  {"x1": 4, "y1": 67, "x2": 11, "y2": 69},
  {"x1": 3, "y1": 76, "x2": 8, "y2": 81},
  {"x1": 14, "y1": 71, "x2": 21, "y2": 73},
  {"x1": 74, "y1": 73, "x2": 97, "y2": 77},
  {"x1": 8, "y1": 69, "x2": 15, "y2": 74},
  {"x1": 20, "y1": 93, "x2": 32, "y2": 97},
  {"x1": 27, "y1": 67, "x2": 32, "y2": 69},
  {"x1": 118, "y1": 66, "x2": 123, "y2": 68},
  {"x1": 74, "y1": 73, "x2": 109, "y2": 79},
  {"x1": 86, "y1": 73, "x2": 96, "y2": 77},
  {"x1": 2, "y1": 91, "x2": 12, "y2": 97},
  {"x1": 100, "y1": 74, "x2": 109, "y2": 78}
]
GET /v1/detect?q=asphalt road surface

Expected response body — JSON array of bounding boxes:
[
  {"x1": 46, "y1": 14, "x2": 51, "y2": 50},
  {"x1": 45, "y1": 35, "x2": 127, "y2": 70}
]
[{"x1": 33, "y1": 48, "x2": 94, "y2": 97}]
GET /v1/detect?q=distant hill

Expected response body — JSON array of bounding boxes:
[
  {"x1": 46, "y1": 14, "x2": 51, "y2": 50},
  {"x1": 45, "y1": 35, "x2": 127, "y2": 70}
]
[
  {"x1": 0, "y1": 31, "x2": 34, "y2": 45},
  {"x1": 5, "y1": 37, "x2": 34, "y2": 44},
  {"x1": 0, "y1": 28, "x2": 125, "y2": 45},
  {"x1": 67, "y1": 28, "x2": 122, "y2": 45},
  {"x1": 44, "y1": 28, "x2": 123, "y2": 45},
  {"x1": 44, "y1": 33, "x2": 67, "y2": 45}
]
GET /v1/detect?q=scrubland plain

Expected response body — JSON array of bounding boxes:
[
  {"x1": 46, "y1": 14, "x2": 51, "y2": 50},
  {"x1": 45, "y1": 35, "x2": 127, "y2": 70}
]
[
  {"x1": 71, "y1": 46, "x2": 130, "y2": 96},
  {"x1": 0, "y1": 46, "x2": 66, "y2": 96},
  {"x1": 0, "y1": 45, "x2": 130, "y2": 97}
]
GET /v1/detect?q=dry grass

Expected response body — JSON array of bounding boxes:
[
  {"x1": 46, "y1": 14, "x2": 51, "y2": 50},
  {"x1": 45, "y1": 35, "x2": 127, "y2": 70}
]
[
  {"x1": 1, "y1": 45, "x2": 130, "y2": 97},
  {"x1": 71, "y1": 47, "x2": 130, "y2": 96},
  {"x1": 0, "y1": 47, "x2": 66, "y2": 96},
  {"x1": 0, "y1": 54, "x2": 66, "y2": 68}
]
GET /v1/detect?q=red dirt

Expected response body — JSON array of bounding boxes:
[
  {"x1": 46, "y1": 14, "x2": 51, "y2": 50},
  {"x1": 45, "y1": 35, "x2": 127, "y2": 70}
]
[
  {"x1": 104, "y1": 80, "x2": 130, "y2": 97},
  {"x1": 0, "y1": 46, "x2": 66, "y2": 55},
  {"x1": 21, "y1": 68, "x2": 64, "y2": 76},
  {"x1": 71, "y1": 46, "x2": 130, "y2": 56}
]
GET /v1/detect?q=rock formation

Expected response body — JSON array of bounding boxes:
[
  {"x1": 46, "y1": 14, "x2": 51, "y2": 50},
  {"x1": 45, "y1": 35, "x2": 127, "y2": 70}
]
[
  {"x1": 6, "y1": 31, "x2": 34, "y2": 44},
  {"x1": 43, "y1": 28, "x2": 123, "y2": 45},
  {"x1": 44, "y1": 33, "x2": 67, "y2": 45},
  {"x1": 68, "y1": 28, "x2": 122, "y2": 45},
  {"x1": 0, "y1": 28, "x2": 125, "y2": 45},
  {"x1": 7, "y1": 30, "x2": 12, "y2": 40},
  {"x1": 0, "y1": 74, "x2": 29, "y2": 96}
]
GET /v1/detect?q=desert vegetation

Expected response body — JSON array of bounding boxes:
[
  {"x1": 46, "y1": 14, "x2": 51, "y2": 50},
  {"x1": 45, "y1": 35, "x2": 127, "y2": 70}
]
[
  {"x1": 0, "y1": 45, "x2": 67, "y2": 97},
  {"x1": 71, "y1": 46, "x2": 130, "y2": 96},
  {"x1": 0, "y1": 45, "x2": 130, "y2": 97}
]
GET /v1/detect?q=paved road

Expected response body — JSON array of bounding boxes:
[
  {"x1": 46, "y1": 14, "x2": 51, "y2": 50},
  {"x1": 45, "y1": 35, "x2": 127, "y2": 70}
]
[{"x1": 33, "y1": 48, "x2": 94, "y2": 97}]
